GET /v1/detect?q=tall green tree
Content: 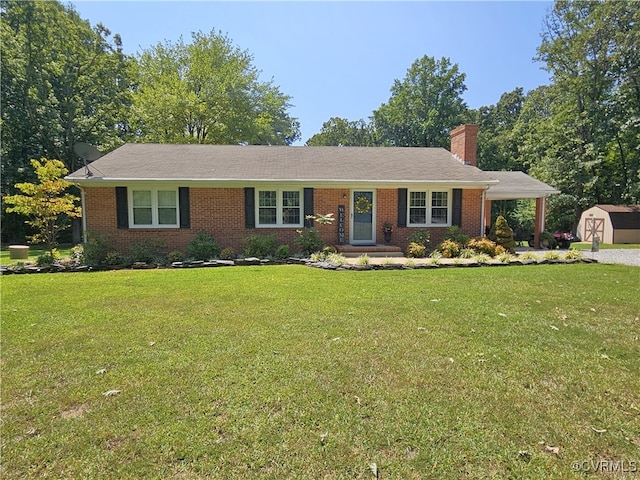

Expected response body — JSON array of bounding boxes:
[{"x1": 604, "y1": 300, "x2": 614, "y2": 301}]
[
  {"x1": 372, "y1": 55, "x2": 468, "y2": 147},
  {"x1": 533, "y1": 0, "x2": 640, "y2": 226},
  {"x1": 474, "y1": 88, "x2": 527, "y2": 171},
  {"x1": 1, "y1": 0, "x2": 133, "y2": 242},
  {"x1": 132, "y1": 31, "x2": 300, "y2": 145},
  {"x1": 0, "y1": 0, "x2": 134, "y2": 176},
  {"x1": 306, "y1": 117, "x2": 375, "y2": 146}
]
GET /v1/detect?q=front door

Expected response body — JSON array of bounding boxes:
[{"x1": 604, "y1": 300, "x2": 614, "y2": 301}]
[{"x1": 351, "y1": 190, "x2": 375, "y2": 245}]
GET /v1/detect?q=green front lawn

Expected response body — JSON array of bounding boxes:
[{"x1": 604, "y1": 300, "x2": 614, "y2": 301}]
[
  {"x1": 2, "y1": 265, "x2": 639, "y2": 479},
  {"x1": 0, "y1": 244, "x2": 74, "y2": 264}
]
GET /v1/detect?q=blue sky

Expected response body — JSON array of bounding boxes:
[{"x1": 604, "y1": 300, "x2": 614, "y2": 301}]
[{"x1": 72, "y1": 1, "x2": 554, "y2": 145}]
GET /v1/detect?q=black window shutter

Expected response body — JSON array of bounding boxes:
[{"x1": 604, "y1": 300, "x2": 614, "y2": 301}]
[
  {"x1": 452, "y1": 188, "x2": 463, "y2": 227},
  {"x1": 115, "y1": 187, "x2": 129, "y2": 229},
  {"x1": 303, "y1": 188, "x2": 314, "y2": 227},
  {"x1": 397, "y1": 188, "x2": 408, "y2": 227},
  {"x1": 179, "y1": 187, "x2": 190, "y2": 229},
  {"x1": 244, "y1": 187, "x2": 255, "y2": 228}
]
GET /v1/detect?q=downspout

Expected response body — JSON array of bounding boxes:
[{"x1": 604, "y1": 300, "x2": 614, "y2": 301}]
[
  {"x1": 80, "y1": 187, "x2": 87, "y2": 244},
  {"x1": 480, "y1": 188, "x2": 488, "y2": 237}
]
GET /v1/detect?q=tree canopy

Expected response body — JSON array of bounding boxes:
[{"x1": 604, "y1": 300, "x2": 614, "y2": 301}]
[{"x1": 132, "y1": 31, "x2": 300, "y2": 145}]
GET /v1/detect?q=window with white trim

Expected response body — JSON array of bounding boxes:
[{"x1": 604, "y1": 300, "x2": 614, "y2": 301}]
[
  {"x1": 257, "y1": 189, "x2": 302, "y2": 227},
  {"x1": 408, "y1": 190, "x2": 450, "y2": 226},
  {"x1": 130, "y1": 188, "x2": 179, "y2": 227}
]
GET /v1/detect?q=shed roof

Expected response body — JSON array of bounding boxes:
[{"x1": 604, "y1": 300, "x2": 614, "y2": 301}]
[
  {"x1": 484, "y1": 171, "x2": 560, "y2": 200},
  {"x1": 67, "y1": 143, "x2": 497, "y2": 186},
  {"x1": 593, "y1": 205, "x2": 640, "y2": 230}
]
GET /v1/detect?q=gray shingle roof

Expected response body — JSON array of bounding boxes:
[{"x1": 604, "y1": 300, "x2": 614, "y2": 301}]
[
  {"x1": 485, "y1": 171, "x2": 560, "y2": 199},
  {"x1": 67, "y1": 143, "x2": 498, "y2": 185}
]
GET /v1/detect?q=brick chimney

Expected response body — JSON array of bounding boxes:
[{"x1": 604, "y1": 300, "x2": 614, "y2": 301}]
[{"x1": 450, "y1": 124, "x2": 479, "y2": 166}]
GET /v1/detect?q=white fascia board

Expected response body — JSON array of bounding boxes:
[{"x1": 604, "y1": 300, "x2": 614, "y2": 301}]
[{"x1": 68, "y1": 177, "x2": 499, "y2": 189}]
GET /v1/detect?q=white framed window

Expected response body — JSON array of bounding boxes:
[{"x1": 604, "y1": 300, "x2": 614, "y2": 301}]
[
  {"x1": 408, "y1": 190, "x2": 450, "y2": 226},
  {"x1": 130, "y1": 188, "x2": 179, "y2": 228},
  {"x1": 256, "y1": 189, "x2": 302, "y2": 227}
]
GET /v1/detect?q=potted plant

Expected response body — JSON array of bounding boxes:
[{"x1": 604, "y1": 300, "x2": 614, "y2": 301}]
[{"x1": 382, "y1": 221, "x2": 394, "y2": 244}]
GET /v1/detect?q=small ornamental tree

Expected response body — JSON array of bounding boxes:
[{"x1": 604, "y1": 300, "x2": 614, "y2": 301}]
[
  {"x1": 4, "y1": 159, "x2": 81, "y2": 253},
  {"x1": 489, "y1": 215, "x2": 516, "y2": 253}
]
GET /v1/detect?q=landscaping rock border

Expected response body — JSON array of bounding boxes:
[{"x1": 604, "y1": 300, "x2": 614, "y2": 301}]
[{"x1": 0, "y1": 255, "x2": 601, "y2": 275}]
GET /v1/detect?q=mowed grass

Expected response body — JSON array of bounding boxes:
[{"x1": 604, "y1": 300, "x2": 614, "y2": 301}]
[{"x1": 2, "y1": 265, "x2": 639, "y2": 479}]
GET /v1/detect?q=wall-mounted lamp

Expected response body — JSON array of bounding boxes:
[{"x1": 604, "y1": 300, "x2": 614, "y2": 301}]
[{"x1": 342, "y1": 193, "x2": 348, "y2": 199}]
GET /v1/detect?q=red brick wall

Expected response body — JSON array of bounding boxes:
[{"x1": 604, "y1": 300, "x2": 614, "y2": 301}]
[{"x1": 83, "y1": 186, "x2": 484, "y2": 255}]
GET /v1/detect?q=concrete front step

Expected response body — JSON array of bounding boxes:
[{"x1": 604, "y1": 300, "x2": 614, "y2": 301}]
[{"x1": 336, "y1": 244, "x2": 405, "y2": 258}]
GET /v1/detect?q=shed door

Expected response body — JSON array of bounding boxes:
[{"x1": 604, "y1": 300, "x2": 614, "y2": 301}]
[{"x1": 584, "y1": 217, "x2": 604, "y2": 241}]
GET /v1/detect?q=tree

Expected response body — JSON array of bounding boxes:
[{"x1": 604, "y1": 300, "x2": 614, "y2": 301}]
[
  {"x1": 132, "y1": 30, "x2": 300, "y2": 145},
  {"x1": 0, "y1": 0, "x2": 134, "y2": 176},
  {"x1": 306, "y1": 117, "x2": 375, "y2": 146},
  {"x1": 372, "y1": 55, "x2": 468, "y2": 147},
  {"x1": 1, "y1": 0, "x2": 134, "y2": 242},
  {"x1": 4, "y1": 159, "x2": 81, "y2": 252},
  {"x1": 534, "y1": 0, "x2": 640, "y2": 227}
]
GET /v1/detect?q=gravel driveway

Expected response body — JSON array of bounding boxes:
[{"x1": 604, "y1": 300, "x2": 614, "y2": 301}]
[{"x1": 586, "y1": 249, "x2": 640, "y2": 267}]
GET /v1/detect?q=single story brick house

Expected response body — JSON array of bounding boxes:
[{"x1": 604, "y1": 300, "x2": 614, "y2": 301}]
[{"x1": 66, "y1": 125, "x2": 558, "y2": 255}]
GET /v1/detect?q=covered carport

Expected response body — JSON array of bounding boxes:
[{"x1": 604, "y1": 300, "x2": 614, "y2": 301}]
[{"x1": 484, "y1": 171, "x2": 560, "y2": 249}]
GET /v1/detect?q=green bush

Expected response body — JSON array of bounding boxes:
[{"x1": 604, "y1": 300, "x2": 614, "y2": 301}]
[
  {"x1": 243, "y1": 233, "x2": 277, "y2": 258},
  {"x1": 167, "y1": 251, "x2": 185, "y2": 263},
  {"x1": 186, "y1": 232, "x2": 221, "y2": 260},
  {"x1": 406, "y1": 241, "x2": 426, "y2": 258},
  {"x1": 83, "y1": 230, "x2": 111, "y2": 266},
  {"x1": 443, "y1": 226, "x2": 469, "y2": 246},
  {"x1": 407, "y1": 229, "x2": 431, "y2": 247},
  {"x1": 130, "y1": 239, "x2": 167, "y2": 264},
  {"x1": 105, "y1": 251, "x2": 125, "y2": 265},
  {"x1": 275, "y1": 244, "x2": 290, "y2": 259},
  {"x1": 294, "y1": 228, "x2": 324, "y2": 256},
  {"x1": 36, "y1": 248, "x2": 60, "y2": 267},
  {"x1": 219, "y1": 247, "x2": 235, "y2": 260}
]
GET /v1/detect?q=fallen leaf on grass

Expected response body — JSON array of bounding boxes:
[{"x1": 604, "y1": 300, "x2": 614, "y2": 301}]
[
  {"x1": 498, "y1": 313, "x2": 507, "y2": 317},
  {"x1": 369, "y1": 462, "x2": 378, "y2": 478},
  {"x1": 417, "y1": 326, "x2": 426, "y2": 331},
  {"x1": 590, "y1": 307, "x2": 597, "y2": 312},
  {"x1": 591, "y1": 427, "x2": 607, "y2": 434},
  {"x1": 96, "y1": 368, "x2": 107, "y2": 375},
  {"x1": 545, "y1": 445, "x2": 560, "y2": 455},
  {"x1": 550, "y1": 325, "x2": 559, "y2": 331},
  {"x1": 354, "y1": 396, "x2": 361, "y2": 405},
  {"x1": 430, "y1": 299, "x2": 440, "y2": 302},
  {"x1": 331, "y1": 337, "x2": 341, "y2": 342},
  {"x1": 600, "y1": 353, "x2": 610, "y2": 360},
  {"x1": 448, "y1": 357, "x2": 455, "y2": 363},
  {"x1": 102, "y1": 390, "x2": 121, "y2": 397},
  {"x1": 149, "y1": 341, "x2": 155, "y2": 347}
]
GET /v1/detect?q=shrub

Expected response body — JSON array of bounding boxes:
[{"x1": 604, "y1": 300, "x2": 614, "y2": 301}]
[
  {"x1": 186, "y1": 232, "x2": 221, "y2": 260},
  {"x1": 467, "y1": 237, "x2": 500, "y2": 257},
  {"x1": 429, "y1": 250, "x2": 442, "y2": 264},
  {"x1": 438, "y1": 239, "x2": 462, "y2": 258},
  {"x1": 326, "y1": 252, "x2": 348, "y2": 265},
  {"x1": 219, "y1": 247, "x2": 235, "y2": 260},
  {"x1": 356, "y1": 254, "x2": 370, "y2": 265},
  {"x1": 71, "y1": 244, "x2": 85, "y2": 264},
  {"x1": 489, "y1": 215, "x2": 516, "y2": 253},
  {"x1": 105, "y1": 251, "x2": 125, "y2": 265},
  {"x1": 443, "y1": 226, "x2": 469, "y2": 246},
  {"x1": 294, "y1": 228, "x2": 324, "y2": 256},
  {"x1": 130, "y1": 239, "x2": 167, "y2": 264},
  {"x1": 539, "y1": 231, "x2": 557, "y2": 249},
  {"x1": 275, "y1": 244, "x2": 290, "y2": 259},
  {"x1": 167, "y1": 251, "x2": 185, "y2": 263},
  {"x1": 83, "y1": 230, "x2": 111, "y2": 266},
  {"x1": 36, "y1": 249, "x2": 60, "y2": 267},
  {"x1": 406, "y1": 242, "x2": 426, "y2": 258},
  {"x1": 563, "y1": 249, "x2": 583, "y2": 260},
  {"x1": 407, "y1": 229, "x2": 431, "y2": 247},
  {"x1": 243, "y1": 233, "x2": 276, "y2": 258},
  {"x1": 460, "y1": 248, "x2": 475, "y2": 259}
]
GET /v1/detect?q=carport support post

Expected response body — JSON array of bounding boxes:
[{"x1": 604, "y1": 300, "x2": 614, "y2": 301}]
[
  {"x1": 484, "y1": 198, "x2": 492, "y2": 236},
  {"x1": 534, "y1": 197, "x2": 546, "y2": 249}
]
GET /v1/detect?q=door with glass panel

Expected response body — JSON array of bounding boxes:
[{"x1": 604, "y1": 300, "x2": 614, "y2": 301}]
[{"x1": 351, "y1": 190, "x2": 375, "y2": 245}]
